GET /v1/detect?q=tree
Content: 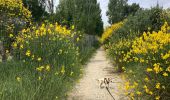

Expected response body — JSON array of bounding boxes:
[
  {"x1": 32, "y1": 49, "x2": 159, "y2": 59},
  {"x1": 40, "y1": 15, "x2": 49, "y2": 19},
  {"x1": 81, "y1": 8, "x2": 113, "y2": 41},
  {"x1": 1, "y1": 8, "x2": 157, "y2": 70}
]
[
  {"x1": 107, "y1": 0, "x2": 128, "y2": 24},
  {"x1": 107, "y1": 0, "x2": 140, "y2": 24},
  {"x1": 55, "y1": 0, "x2": 103, "y2": 36},
  {"x1": 22, "y1": 0, "x2": 47, "y2": 21}
]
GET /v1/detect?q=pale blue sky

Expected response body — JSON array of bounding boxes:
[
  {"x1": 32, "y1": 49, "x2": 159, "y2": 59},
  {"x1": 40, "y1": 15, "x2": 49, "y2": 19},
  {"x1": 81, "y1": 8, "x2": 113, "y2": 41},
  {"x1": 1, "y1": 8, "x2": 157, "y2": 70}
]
[{"x1": 55, "y1": 0, "x2": 170, "y2": 27}]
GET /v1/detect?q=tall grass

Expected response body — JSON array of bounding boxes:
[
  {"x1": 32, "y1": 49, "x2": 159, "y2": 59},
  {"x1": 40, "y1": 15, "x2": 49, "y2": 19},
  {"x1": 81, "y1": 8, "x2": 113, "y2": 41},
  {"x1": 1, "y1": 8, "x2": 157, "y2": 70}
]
[{"x1": 0, "y1": 23, "x2": 97, "y2": 100}]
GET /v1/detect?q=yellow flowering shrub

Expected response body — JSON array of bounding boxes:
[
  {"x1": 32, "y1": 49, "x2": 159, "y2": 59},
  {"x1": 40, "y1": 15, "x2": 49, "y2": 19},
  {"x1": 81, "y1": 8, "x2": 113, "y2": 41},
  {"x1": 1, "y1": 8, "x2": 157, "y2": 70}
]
[
  {"x1": 120, "y1": 22, "x2": 170, "y2": 99},
  {"x1": 100, "y1": 21, "x2": 124, "y2": 43},
  {"x1": 0, "y1": 0, "x2": 31, "y2": 58},
  {"x1": 107, "y1": 39, "x2": 132, "y2": 72},
  {"x1": 6, "y1": 22, "x2": 83, "y2": 99}
]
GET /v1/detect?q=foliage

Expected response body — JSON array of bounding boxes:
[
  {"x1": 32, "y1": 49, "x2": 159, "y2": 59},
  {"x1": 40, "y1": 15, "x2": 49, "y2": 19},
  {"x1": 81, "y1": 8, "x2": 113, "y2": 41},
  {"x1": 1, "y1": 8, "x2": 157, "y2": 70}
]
[
  {"x1": 105, "y1": 21, "x2": 170, "y2": 99},
  {"x1": 22, "y1": 0, "x2": 47, "y2": 21},
  {"x1": 100, "y1": 21, "x2": 124, "y2": 43},
  {"x1": 0, "y1": 0, "x2": 31, "y2": 61},
  {"x1": 121, "y1": 23, "x2": 170, "y2": 100},
  {"x1": 105, "y1": 3, "x2": 170, "y2": 99},
  {"x1": 108, "y1": 6, "x2": 166, "y2": 44},
  {"x1": 0, "y1": 22, "x2": 86, "y2": 99},
  {"x1": 55, "y1": 0, "x2": 103, "y2": 36},
  {"x1": 107, "y1": 0, "x2": 140, "y2": 24}
]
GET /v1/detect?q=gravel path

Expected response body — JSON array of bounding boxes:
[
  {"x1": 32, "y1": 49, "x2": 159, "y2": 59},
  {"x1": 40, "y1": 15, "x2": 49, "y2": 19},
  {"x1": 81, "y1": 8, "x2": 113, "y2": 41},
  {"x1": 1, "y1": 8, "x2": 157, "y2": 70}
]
[{"x1": 68, "y1": 48, "x2": 127, "y2": 100}]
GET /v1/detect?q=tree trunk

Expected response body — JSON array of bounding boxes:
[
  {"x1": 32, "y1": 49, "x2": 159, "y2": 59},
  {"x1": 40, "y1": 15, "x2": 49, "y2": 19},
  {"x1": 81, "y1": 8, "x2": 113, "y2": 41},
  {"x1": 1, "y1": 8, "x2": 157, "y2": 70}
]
[{"x1": 0, "y1": 41, "x2": 6, "y2": 62}]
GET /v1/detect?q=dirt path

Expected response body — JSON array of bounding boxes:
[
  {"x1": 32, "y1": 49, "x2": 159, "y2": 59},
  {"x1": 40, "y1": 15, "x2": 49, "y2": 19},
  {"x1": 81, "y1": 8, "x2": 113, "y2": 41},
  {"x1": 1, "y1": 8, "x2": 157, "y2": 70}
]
[{"x1": 68, "y1": 48, "x2": 127, "y2": 100}]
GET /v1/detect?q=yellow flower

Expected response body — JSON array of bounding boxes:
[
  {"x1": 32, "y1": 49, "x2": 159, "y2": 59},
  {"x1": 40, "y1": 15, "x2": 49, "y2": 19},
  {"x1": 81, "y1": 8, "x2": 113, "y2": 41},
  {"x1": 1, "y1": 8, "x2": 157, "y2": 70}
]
[
  {"x1": 20, "y1": 44, "x2": 24, "y2": 49},
  {"x1": 38, "y1": 76, "x2": 41, "y2": 81},
  {"x1": 130, "y1": 93, "x2": 134, "y2": 97},
  {"x1": 46, "y1": 65, "x2": 50, "y2": 71},
  {"x1": 136, "y1": 91, "x2": 142, "y2": 95},
  {"x1": 26, "y1": 50, "x2": 31, "y2": 57},
  {"x1": 155, "y1": 96, "x2": 160, "y2": 100},
  {"x1": 61, "y1": 65, "x2": 65, "y2": 74},
  {"x1": 145, "y1": 88, "x2": 149, "y2": 93},
  {"x1": 70, "y1": 71, "x2": 74, "y2": 76},
  {"x1": 166, "y1": 66, "x2": 170, "y2": 72},
  {"x1": 156, "y1": 83, "x2": 161, "y2": 89},
  {"x1": 163, "y1": 72, "x2": 168, "y2": 77},
  {"x1": 13, "y1": 43, "x2": 17, "y2": 48},
  {"x1": 122, "y1": 67, "x2": 126, "y2": 71},
  {"x1": 76, "y1": 37, "x2": 80, "y2": 42},
  {"x1": 37, "y1": 57, "x2": 42, "y2": 61},
  {"x1": 162, "y1": 53, "x2": 170, "y2": 60},
  {"x1": 143, "y1": 85, "x2": 147, "y2": 89},
  {"x1": 71, "y1": 25, "x2": 75, "y2": 30},
  {"x1": 153, "y1": 63, "x2": 162, "y2": 74},
  {"x1": 36, "y1": 66, "x2": 44, "y2": 72},
  {"x1": 133, "y1": 82, "x2": 138, "y2": 86},
  {"x1": 144, "y1": 77, "x2": 149, "y2": 82},
  {"x1": 9, "y1": 34, "x2": 14, "y2": 38},
  {"x1": 31, "y1": 55, "x2": 35, "y2": 60},
  {"x1": 146, "y1": 68, "x2": 153, "y2": 72},
  {"x1": 149, "y1": 91, "x2": 153, "y2": 95},
  {"x1": 16, "y1": 77, "x2": 21, "y2": 82}
]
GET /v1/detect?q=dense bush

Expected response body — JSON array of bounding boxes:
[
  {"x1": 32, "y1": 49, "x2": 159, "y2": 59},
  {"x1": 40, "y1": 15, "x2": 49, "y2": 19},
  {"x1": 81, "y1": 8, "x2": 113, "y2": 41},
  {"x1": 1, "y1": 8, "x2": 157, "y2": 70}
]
[
  {"x1": 108, "y1": 6, "x2": 167, "y2": 44},
  {"x1": 0, "y1": 22, "x2": 97, "y2": 99},
  {"x1": 103, "y1": 4, "x2": 170, "y2": 99},
  {"x1": 120, "y1": 23, "x2": 170, "y2": 100},
  {"x1": 0, "y1": 0, "x2": 31, "y2": 61}
]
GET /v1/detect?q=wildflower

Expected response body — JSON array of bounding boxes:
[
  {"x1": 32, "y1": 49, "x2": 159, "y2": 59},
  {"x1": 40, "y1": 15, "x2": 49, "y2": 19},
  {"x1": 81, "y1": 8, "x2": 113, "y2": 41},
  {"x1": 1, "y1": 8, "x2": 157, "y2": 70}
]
[
  {"x1": 20, "y1": 44, "x2": 24, "y2": 49},
  {"x1": 16, "y1": 77, "x2": 21, "y2": 82},
  {"x1": 162, "y1": 53, "x2": 170, "y2": 60},
  {"x1": 9, "y1": 34, "x2": 14, "y2": 38},
  {"x1": 130, "y1": 93, "x2": 134, "y2": 97},
  {"x1": 37, "y1": 57, "x2": 42, "y2": 61},
  {"x1": 136, "y1": 91, "x2": 142, "y2": 95},
  {"x1": 149, "y1": 91, "x2": 153, "y2": 95},
  {"x1": 153, "y1": 63, "x2": 162, "y2": 74},
  {"x1": 76, "y1": 37, "x2": 80, "y2": 42},
  {"x1": 70, "y1": 71, "x2": 74, "y2": 76},
  {"x1": 46, "y1": 65, "x2": 50, "y2": 71},
  {"x1": 144, "y1": 77, "x2": 149, "y2": 82},
  {"x1": 26, "y1": 50, "x2": 31, "y2": 57},
  {"x1": 12, "y1": 43, "x2": 17, "y2": 48},
  {"x1": 122, "y1": 67, "x2": 126, "y2": 71},
  {"x1": 124, "y1": 81, "x2": 130, "y2": 90},
  {"x1": 143, "y1": 85, "x2": 147, "y2": 89},
  {"x1": 133, "y1": 82, "x2": 138, "y2": 86},
  {"x1": 38, "y1": 76, "x2": 41, "y2": 81},
  {"x1": 146, "y1": 68, "x2": 153, "y2": 72},
  {"x1": 155, "y1": 96, "x2": 160, "y2": 100},
  {"x1": 166, "y1": 66, "x2": 170, "y2": 72},
  {"x1": 145, "y1": 88, "x2": 149, "y2": 93},
  {"x1": 31, "y1": 55, "x2": 35, "y2": 60},
  {"x1": 36, "y1": 66, "x2": 44, "y2": 72},
  {"x1": 156, "y1": 83, "x2": 161, "y2": 89},
  {"x1": 163, "y1": 72, "x2": 168, "y2": 77},
  {"x1": 71, "y1": 25, "x2": 75, "y2": 30},
  {"x1": 61, "y1": 65, "x2": 65, "y2": 74}
]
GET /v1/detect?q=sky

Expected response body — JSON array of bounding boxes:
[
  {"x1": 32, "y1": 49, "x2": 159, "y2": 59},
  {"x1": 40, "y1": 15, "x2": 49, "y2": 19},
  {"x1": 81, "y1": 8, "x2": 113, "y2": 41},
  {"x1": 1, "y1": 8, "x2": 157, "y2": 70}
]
[{"x1": 55, "y1": 0, "x2": 170, "y2": 27}]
